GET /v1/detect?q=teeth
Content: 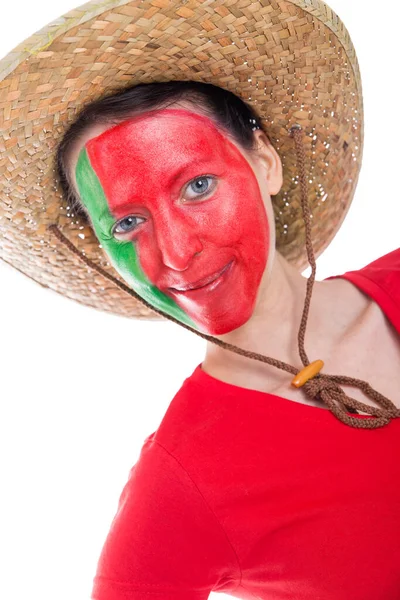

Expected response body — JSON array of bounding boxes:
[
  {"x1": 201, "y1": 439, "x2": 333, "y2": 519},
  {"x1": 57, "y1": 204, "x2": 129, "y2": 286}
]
[
  {"x1": 183, "y1": 262, "x2": 230, "y2": 291},
  {"x1": 172, "y1": 260, "x2": 232, "y2": 292},
  {"x1": 190, "y1": 269, "x2": 224, "y2": 290},
  {"x1": 178, "y1": 271, "x2": 218, "y2": 291}
]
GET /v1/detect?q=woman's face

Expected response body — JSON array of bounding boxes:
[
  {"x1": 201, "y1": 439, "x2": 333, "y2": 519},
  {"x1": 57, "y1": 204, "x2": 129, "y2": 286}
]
[{"x1": 72, "y1": 108, "x2": 277, "y2": 335}]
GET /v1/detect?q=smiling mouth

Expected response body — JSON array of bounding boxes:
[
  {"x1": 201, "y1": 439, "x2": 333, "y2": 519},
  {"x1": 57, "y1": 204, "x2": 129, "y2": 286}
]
[{"x1": 169, "y1": 260, "x2": 234, "y2": 292}]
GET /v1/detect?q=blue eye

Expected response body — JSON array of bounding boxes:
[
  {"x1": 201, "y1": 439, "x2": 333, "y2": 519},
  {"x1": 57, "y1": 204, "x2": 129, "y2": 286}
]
[
  {"x1": 112, "y1": 175, "x2": 216, "y2": 237},
  {"x1": 186, "y1": 176, "x2": 215, "y2": 199},
  {"x1": 113, "y1": 216, "x2": 145, "y2": 236}
]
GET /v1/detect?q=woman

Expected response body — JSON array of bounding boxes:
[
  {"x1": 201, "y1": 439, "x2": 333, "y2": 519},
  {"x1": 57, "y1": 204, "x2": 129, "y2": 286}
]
[
  {"x1": 57, "y1": 81, "x2": 400, "y2": 416},
  {"x1": 1, "y1": 0, "x2": 400, "y2": 598}
]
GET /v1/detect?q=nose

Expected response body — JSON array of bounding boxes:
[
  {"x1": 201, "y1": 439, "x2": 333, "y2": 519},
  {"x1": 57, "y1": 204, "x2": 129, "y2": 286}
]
[{"x1": 153, "y1": 206, "x2": 203, "y2": 271}]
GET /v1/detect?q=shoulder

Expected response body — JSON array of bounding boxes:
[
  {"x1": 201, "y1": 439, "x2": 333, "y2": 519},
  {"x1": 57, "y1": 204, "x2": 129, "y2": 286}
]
[
  {"x1": 326, "y1": 247, "x2": 400, "y2": 335},
  {"x1": 92, "y1": 435, "x2": 241, "y2": 598}
]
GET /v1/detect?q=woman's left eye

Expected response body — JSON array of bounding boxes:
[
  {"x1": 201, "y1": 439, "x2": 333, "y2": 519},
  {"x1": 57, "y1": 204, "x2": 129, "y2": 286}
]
[{"x1": 185, "y1": 176, "x2": 216, "y2": 200}]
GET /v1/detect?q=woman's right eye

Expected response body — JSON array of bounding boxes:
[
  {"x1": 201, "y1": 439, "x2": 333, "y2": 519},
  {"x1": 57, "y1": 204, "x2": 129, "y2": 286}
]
[{"x1": 113, "y1": 216, "x2": 146, "y2": 236}]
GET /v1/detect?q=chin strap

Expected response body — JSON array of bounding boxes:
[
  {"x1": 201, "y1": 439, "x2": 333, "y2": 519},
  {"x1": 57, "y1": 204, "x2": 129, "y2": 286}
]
[{"x1": 49, "y1": 124, "x2": 400, "y2": 429}]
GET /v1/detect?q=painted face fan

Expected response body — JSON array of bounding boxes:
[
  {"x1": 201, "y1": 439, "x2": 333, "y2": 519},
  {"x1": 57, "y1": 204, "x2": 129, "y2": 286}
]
[
  {"x1": 3, "y1": 0, "x2": 400, "y2": 428},
  {"x1": 0, "y1": 0, "x2": 363, "y2": 320}
]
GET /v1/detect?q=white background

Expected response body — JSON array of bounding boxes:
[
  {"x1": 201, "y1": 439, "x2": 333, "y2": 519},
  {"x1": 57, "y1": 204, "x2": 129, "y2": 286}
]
[{"x1": 0, "y1": 1, "x2": 398, "y2": 599}]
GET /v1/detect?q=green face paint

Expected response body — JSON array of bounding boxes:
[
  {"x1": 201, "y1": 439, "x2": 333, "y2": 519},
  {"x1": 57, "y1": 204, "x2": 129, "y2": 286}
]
[
  {"x1": 74, "y1": 109, "x2": 269, "y2": 335},
  {"x1": 75, "y1": 146, "x2": 199, "y2": 330}
]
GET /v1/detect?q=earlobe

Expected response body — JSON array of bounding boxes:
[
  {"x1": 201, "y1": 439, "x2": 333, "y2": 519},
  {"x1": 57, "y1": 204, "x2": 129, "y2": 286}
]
[{"x1": 254, "y1": 130, "x2": 283, "y2": 196}]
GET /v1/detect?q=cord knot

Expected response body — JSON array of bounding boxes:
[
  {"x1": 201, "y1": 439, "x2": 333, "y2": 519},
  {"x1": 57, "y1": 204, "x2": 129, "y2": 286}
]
[
  {"x1": 303, "y1": 375, "x2": 362, "y2": 416},
  {"x1": 300, "y1": 375, "x2": 397, "y2": 428},
  {"x1": 303, "y1": 376, "x2": 344, "y2": 404}
]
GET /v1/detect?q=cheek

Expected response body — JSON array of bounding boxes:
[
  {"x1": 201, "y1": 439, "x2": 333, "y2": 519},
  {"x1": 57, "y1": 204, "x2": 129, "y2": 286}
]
[
  {"x1": 134, "y1": 232, "x2": 161, "y2": 280},
  {"x1": 211, "y1": 177, "x2": 269, "y2": 242}
]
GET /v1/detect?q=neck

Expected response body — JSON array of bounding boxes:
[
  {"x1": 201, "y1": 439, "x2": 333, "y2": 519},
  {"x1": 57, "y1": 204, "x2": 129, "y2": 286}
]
[{"x1": 203, "y1": 251, "x2": 371, "y2": 387}]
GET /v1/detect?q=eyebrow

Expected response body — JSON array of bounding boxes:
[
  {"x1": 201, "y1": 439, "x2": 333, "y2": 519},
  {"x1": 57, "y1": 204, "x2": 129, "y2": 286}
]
[
  {"x1": 99, "y1": 201, "x2": 140, "y2": 225},
  {"x1": 168, "y1": 158, "x2": 212, "y2": 184}
]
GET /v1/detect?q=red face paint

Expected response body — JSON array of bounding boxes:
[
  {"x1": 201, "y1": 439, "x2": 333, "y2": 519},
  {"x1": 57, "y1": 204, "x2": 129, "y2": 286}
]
[{"x1": 85, "y1": 109, "x2": 270, "y2": 335}]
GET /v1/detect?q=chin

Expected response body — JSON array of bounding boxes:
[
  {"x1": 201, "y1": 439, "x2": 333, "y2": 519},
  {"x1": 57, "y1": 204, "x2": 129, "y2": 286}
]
[{"x1": 197, "y1": 310, "x2": 253, "y2": 337}]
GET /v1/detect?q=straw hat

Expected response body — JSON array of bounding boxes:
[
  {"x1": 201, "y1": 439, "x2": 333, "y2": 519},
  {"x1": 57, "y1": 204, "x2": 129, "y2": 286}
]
[{"x1": 0, "y1": 0, "x2": 363, "y2": 321}]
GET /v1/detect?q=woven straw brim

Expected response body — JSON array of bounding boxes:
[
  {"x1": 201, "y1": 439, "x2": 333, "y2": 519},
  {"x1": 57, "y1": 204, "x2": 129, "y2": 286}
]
[{"x1": 0, "y1": 0, "x2": 363, "y2": 321}]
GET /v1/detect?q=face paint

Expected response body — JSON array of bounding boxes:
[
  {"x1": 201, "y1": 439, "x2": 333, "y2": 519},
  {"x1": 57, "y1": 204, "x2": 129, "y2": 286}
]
[{"x1": 75, "y1": 109, "x2": 270, "y2": 335}]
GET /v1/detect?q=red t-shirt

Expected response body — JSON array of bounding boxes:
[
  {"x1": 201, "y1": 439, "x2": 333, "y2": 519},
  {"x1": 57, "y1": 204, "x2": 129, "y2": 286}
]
[{"x1": 92, "y1": 247, "x2": 400, "y2": 600}]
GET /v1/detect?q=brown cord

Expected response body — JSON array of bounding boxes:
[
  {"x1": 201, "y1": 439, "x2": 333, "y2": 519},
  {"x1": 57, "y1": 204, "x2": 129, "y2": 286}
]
[{"x1": 48, "y1": 125, "x2": 400, "y2": 429}]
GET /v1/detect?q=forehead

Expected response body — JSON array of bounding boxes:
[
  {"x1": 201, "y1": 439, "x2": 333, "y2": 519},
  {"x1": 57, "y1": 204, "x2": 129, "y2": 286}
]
[
  {"x1": 97, "y1": 109, "x2": 227, "y2": 153},
  {"x1": 70, "y1": 108, "x2": 238, "y2": 180},
  {"x1": 93, "y1": 110, "x2": 242, "y2": 178}
]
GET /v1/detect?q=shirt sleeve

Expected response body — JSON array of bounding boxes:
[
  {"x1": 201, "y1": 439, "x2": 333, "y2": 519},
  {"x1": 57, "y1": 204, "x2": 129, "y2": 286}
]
[
  {"x1": 325, "y1": 247, "x2": 400, "y2": 335},
  {"x1": 91, "y1": 436, "x2": 240, "y2": 600}
]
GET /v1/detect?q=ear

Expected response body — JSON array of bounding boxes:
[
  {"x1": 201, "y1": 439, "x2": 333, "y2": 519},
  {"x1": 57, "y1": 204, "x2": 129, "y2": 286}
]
[{"x1": 252, "y1": 129, "x2": 283, "y2": 196}]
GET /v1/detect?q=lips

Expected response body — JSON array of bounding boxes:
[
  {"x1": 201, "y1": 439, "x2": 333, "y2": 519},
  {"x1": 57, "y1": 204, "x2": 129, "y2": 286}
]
[{"x1": 169, "y1": 260, "x2": 234, "y2": 292}]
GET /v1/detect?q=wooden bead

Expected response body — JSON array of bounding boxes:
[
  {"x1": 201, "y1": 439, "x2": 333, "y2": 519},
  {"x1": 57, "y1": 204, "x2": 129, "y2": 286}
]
[{"x1": 291, "y1": 359, "x2": 324, "y2": 388}]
